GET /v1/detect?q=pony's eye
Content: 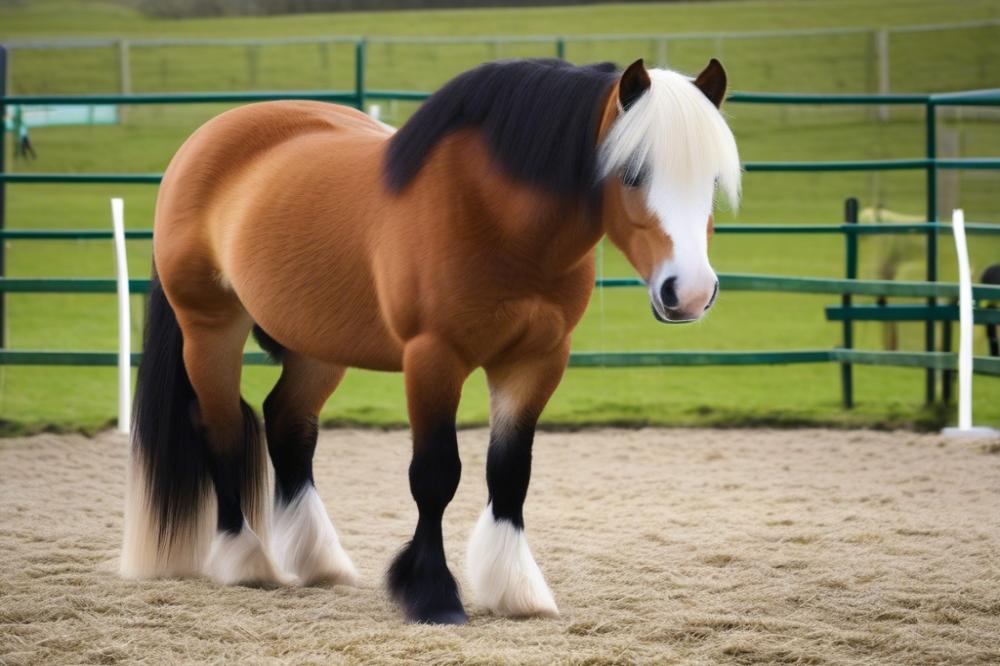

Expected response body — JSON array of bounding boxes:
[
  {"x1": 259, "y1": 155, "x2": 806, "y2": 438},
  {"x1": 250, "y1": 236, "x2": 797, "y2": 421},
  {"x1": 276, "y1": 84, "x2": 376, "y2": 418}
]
[{"x1": 621, "y1": 164, "x2": 647, "y2": 188}]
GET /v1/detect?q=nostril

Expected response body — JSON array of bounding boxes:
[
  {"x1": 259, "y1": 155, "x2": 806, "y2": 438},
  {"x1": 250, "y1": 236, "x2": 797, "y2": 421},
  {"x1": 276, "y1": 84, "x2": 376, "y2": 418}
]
[{"x1": 660, "y1": 276, "x2": 679, "y2": 308}]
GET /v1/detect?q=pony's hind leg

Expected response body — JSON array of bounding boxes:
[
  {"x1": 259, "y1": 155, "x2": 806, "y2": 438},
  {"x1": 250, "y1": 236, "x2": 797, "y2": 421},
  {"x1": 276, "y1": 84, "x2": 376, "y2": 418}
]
[
  {"x1": 261, "y1": 344, "x2": 358, "y2": 586},
  {"x1": 466, "y1": 343, "x2": 569, "y2": 618},
  {"x1": 388, "y1": 335, "x2": 470, "y2": 624},
  {"x1": 178, "y1": 311, "x2": 289, "y2": 587},
  {"x1": 121, "y1": 277, "x2": 213, "y2": 579}
]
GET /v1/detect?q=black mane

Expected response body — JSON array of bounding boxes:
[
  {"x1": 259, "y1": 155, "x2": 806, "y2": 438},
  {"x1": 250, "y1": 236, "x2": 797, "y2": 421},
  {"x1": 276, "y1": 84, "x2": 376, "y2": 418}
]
[{"x1": 385, "y1": 59, "x2": 618, "y2": 197}]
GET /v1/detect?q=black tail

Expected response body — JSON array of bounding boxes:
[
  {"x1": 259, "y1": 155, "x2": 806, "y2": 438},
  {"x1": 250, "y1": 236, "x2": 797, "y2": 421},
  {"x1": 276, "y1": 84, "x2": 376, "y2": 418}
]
[{"x1": 132, "y1": 274, "x2": 211, "y2": 550}]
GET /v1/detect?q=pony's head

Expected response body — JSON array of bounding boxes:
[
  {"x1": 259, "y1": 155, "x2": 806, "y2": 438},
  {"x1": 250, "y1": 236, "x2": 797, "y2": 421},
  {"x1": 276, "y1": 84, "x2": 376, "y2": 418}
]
[{"x1": 598, "y1": 59, "x2": 740, "y2": 323}]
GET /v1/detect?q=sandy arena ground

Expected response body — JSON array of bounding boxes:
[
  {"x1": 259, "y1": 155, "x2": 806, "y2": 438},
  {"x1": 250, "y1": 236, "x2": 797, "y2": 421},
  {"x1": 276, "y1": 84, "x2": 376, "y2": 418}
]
[{"x1": 2, "y1": 427, "x2": 999, "y2": 665}]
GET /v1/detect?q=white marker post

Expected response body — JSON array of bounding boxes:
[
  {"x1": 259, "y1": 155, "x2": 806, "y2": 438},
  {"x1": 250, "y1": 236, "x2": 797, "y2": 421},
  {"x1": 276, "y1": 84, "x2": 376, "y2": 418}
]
[
  {"x1": 942, "y1": 209, "x2": 998, "y2": 438},
  {"x1": 111, "y1": 198, "x2": 131, "y2": 435}
]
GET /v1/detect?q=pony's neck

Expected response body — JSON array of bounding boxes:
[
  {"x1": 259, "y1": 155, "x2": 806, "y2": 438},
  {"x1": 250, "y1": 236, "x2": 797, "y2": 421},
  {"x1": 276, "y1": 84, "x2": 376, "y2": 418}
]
[
  {"x1": 499, "y1": 198, "x2": 605, "y2": 276},
  {"x1": 420, "y1": 129, "x2": 604, "y2": 275},
  {"x1": 441, "y1": 130, "x2": 606, "y2": 276}
]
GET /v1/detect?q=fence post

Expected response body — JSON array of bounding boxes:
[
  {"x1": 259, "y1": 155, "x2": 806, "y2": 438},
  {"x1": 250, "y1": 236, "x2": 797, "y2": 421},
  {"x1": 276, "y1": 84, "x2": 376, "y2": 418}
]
[
  {"x1": 354, "y1": 38, "x2": 366, "y2": 111},
  {"x1": 0, "y1": 45, "x2": 6, "y2": 349},
  {"x1": 118, "y1": 39, "x2": 131, "y2": 95},
  {"x1": 925, "y1": 100, "x2": 938, "y2": 404},
  {"x1": 319, "y1": 41, "x2": 331, "y2": 87},
  {"x1": 945, "y1": 209, "x2": 981, "y2": 433},
  {"x1": 247, "y1": 45, "x2": 259, "y2": 88},
  {"x1": 941, "y1": 300, "x2": 953, "y2": 404},
  {"x1": 111, "y1": 198, "x2": 131, "y2": 435},
  {"x1": 118, "y1": 40, "x2": 131, "y2": 122},
  {"x1": 876, "y1": 28, "x2": 889, "y2": 121},
  {"x1": 840, "y1": 197, "x2": 859, "y2": 409},
  {"x1": 555, "y1": 37, "x2": 565, "y2": 60}
]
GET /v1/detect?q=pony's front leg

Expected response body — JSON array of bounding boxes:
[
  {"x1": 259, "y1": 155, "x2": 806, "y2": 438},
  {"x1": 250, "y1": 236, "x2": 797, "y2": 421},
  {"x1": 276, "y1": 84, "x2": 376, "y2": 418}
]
[
  {"x1": 466, "y1": 343, "x2": 569, "y2": 618},
  {"x1": 388, "y1": 335, "x2": 470, "y2": 624}
]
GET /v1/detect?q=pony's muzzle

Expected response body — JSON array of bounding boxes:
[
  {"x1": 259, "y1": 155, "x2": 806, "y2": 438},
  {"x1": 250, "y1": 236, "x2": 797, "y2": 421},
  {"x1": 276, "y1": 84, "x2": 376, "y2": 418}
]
[{"x1": 651, "y1": 276, "x2": 719, "y2": 324}]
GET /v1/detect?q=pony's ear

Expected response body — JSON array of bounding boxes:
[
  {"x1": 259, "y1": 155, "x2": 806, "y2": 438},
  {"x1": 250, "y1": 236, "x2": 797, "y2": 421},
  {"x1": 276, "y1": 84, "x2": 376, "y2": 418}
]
[
  {"x1": 693, "y1": 58, "x2": 727, "y2": 108},
  {"x1": 619, "y1": 58, "x2": 651, "y2": 111}
]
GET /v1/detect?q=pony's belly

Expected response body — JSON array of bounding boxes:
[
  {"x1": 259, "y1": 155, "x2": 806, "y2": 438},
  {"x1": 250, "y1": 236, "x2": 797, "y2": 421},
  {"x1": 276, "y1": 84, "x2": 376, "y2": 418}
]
[
  {"x1": 291, "y1": 312, "x2": 404, "y2": 371},
  {"x1": 242, "y1": 289, "x2": 404, "y2": 372}
]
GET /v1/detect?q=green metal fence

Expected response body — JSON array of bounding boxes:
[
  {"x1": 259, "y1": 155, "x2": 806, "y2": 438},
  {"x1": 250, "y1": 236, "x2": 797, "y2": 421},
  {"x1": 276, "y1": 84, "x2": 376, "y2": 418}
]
[{"x1": 1, "y1": 41, "x2": 999, "y2": 412}]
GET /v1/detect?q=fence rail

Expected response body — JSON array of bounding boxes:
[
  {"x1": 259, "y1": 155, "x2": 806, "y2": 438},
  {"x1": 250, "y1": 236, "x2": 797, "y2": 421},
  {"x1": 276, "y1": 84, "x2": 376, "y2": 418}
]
[
  {"x1": 6, "y1": 88, "x2": 1000, "y2": 106},
  {"x1": 2, "y1": 348, "x2": 997, "y2": 377},
  {"x1": 4, "y1": 157, "x2": 1000, "y2": 185},
  {"x1": 4, "y1": 18, "x2": 999, "y2": 100},
  {"x1": 4, "y1": 222, "x2": 1000, "y2": 241},
  {"x1": 5, "y1": 20, "x2": 998, "y2": 51},
  {"x1": 5, "y1": 273, "x2": 1000, "y2": 299},
  {"x1": 1, "y1": 41, "x2": 999, "y2": 414}
]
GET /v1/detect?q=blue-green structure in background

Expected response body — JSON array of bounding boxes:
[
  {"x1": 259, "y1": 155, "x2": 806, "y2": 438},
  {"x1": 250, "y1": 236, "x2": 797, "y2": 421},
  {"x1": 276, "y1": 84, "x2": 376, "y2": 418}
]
[{"x1": 1, "y1": 41, "x2": 998, "y2": 411}]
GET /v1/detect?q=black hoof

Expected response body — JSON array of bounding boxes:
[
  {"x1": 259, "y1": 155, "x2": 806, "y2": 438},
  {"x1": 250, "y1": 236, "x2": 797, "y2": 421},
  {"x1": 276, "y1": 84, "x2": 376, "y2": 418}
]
[
  {"x1": 412, "y1": 608, "x2": 467, "y2": 626},
  {"x1": 388, "y1": 540, "x2": 466, "y2": 625}
]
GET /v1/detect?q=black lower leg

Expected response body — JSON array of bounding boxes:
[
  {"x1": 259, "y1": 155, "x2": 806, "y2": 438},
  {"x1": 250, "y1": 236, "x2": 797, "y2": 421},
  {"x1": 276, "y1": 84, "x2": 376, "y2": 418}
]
[
  {"x1": 486, "y1": 420, "x2": 536, "y2": 528},
  {"x1": 207, "y1": 455, "x2": 244, "y2": 534},
  {"x1": 388, "y1": 423, "x2": 465, "y2": 624},
  {"x1": 201, "y1": 399, "x2": 263, "y2": 535},
  {"x1": 264, "y1": 391, "x2": 318, "y2": 505}
]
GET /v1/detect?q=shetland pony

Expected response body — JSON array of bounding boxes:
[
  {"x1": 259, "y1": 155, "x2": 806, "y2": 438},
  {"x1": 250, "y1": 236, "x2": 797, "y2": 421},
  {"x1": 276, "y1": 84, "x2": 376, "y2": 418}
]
[{"x1": 121, "y1": 57, "x2": 740, "y2": 624}]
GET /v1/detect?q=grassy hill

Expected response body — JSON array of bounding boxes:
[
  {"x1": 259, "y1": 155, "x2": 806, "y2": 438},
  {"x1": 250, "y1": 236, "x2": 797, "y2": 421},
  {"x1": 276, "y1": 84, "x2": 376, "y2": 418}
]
[{"x1": 1, "y1": 0, "x2": 999, "y2": 433}]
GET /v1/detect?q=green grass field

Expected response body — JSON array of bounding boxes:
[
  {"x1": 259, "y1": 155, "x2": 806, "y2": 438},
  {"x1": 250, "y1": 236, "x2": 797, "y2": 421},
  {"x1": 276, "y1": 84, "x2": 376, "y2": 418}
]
[{"x1": 1, "y1": 0, "x2": 999, "y2": 434}]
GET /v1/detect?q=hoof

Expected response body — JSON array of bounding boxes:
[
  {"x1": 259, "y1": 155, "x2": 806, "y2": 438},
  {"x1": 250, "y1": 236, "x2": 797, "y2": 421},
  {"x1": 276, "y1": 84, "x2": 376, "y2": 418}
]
[
  {"x1": 388, "y1": 538, "x2": 466, "y2": 625},
  {"x1": 205, "y1": 523, "x2": 295, "y2": 588},
  {"x1": 412, "y1": 608, "x2": 468, "y2": 626},
  {"x1": 272, "y1": 487, "x2": 359, "y2": 587},
  {"x1": 466, "y1": 505, "x2": 559, "y2": 618}
]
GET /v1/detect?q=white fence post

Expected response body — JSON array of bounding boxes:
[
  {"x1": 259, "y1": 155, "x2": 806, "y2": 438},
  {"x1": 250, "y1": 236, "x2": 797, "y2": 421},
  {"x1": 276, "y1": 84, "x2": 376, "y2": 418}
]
[
  {"x1": 943, "y1": 209, "x2": 998, "y2": 438},
  {"x1": 111, "y1": 198, "x2": 131, "y2": 435}
]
